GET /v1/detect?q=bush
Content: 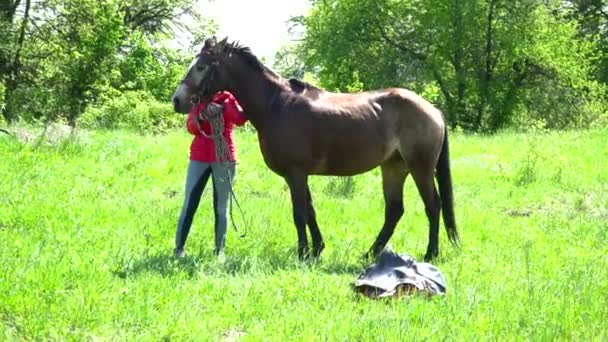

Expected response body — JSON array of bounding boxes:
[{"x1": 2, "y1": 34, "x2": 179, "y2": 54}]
[{"x1": 78, "y1": 91, "x2": 184, "y2": 134}]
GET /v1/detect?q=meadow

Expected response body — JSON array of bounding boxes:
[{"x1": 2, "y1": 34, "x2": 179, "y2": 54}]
[{"x1": 1, "y1": 125, "x2": 607, "y2": 340}]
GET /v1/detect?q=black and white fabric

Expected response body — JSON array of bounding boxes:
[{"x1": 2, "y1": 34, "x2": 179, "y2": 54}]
[{"x1": 353, "y1": 247, "x2": 447, "y2": 298}]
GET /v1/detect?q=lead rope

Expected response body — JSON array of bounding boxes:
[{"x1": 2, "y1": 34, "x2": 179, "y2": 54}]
[{"x1": 194, "y1": 101, "x2": 247, "y2": 238}]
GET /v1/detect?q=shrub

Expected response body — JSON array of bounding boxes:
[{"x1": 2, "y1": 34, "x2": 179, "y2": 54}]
[{"x1": 78, "y1": 90, "x2": 183, "y2": 134}]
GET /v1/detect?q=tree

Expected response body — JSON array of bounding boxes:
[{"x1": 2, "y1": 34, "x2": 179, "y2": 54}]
[
  {"x1": 302, "y1": 0, "x2": 605, "y2": 131},
  {"x1": 273, "y1": 43, "x2": 309, "y2": 79},
  {"x1": 567, "y1": 0, "x2": 608, "y2": 83},
  {"x1": 0, "y1": 0, "x2": 203, "y2": 126}
]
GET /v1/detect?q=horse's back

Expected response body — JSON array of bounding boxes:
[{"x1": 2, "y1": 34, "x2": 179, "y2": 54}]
[
  {"x1": 271, "y1": 87, "x2": 445, "y2": 175},
  {"x1": 308, "y1": 88, "x2": 443, "y2": 124},
  {"x1": 272, "y1": 90, "x2": 394, "y2": 175}
]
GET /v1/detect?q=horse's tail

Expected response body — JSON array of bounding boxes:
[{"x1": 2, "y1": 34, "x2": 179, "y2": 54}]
[{"x1": 436, "y1": 125, "x2": 459, "y2": 246}]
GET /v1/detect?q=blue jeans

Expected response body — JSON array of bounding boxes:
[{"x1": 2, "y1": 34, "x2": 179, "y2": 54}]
[{"x1": 175, "y1": 160, "x2": 235, "y2": 255}]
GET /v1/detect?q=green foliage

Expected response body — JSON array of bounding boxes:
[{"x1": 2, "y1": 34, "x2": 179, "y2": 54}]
[
  {"x1": 303, "y1": 0, "x2": 403, "y2": 91},
  {"x1": 113, "y1": 33, "x2": 190, "y2": 102},
  {"x1": 78, "y1": 91, "x2": 183, "y2": 134},
  {"x1": 345, "y1": 71, "x2": 364, "y2": 93},
  {"x1": 0, "y1": 81, "x2": 4, "y2": 110},
  {"x1": 1, "y1": 128, "x2": 607, "y2": 339},
  {"x1": 4, "y1": 0, "x2": 606, "y2": 133},
  {"x1": 0, "y1": 0, "x2": 199, "y2": 126},
  {"x1": 568, "y1": 0, "x2": 608, "y2": 84},
  {"x1": 273, "y1": 42, "x2": 310, "y2": 79},
  {"x1": 301, "y1": 72, "x2": 320, "y2": 85},
  {"x1": 41, "y1": 0, "x2": 126, "y2": 124},
  {"x1": 302, "y1": 0, "x2": 607, "y2": 132}
]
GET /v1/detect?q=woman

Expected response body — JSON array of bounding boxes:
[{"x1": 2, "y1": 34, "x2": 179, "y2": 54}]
[{"x1": 175, "y1": 91, "x2": 247, "y2": 258}]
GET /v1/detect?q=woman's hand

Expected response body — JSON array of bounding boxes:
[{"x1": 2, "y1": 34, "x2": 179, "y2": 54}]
[{"x1": 201, "y1": 102, "x2": 224, "y2": 120}]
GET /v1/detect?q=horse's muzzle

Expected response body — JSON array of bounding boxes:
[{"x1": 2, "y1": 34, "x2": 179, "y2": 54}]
[{"x1": 172, "y1": 96, "x2": 189, "y2": 114}]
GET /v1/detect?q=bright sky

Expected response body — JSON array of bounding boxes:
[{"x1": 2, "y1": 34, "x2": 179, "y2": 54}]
[{"x1": 198, "y1": 0, "x2": 311, "y2": 62}]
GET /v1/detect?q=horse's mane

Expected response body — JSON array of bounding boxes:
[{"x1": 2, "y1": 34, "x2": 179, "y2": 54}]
[
  {"x1": 217, "y1": 39, "x2": 265, "y2": 73},
  {"x1": 215, "y1": 39, "x2": 328, "y2": 100}
]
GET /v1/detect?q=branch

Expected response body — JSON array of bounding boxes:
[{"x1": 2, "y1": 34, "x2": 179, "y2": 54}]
[
  {"x1": 376, "y1": 21, "x2": 428, "y2": 61},
  {"x1": 369, "y1": 0, "x2": 454, "y2": 105},
  {"x1": 375, "y1": 21, "x2": 453, "y2": 103},
  {"x1": 122, "y1": 2, "x2": 185, "y2": 35},
  {"x1": 600, "y1": 7, "x2": 608, "y2": 21},
  {"x1": 0, "y1": 128, "x2": 13, "y2": 135},
  {"x1": 501, "y1": 58, "x2": 556, "y2": 113},
  {"x1": 11, "y1": 0, "x2": 22, "y2": 17}
]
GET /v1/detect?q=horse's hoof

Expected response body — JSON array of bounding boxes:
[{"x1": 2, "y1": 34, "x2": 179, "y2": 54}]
[
  {"x1": 297, "y1": 246, "x2": 310, "y2": 260},
  {"x1": 424, "y1": 249, "x2": 438, "y2": 262},
  {"x1": 312, "y1": 242, "x2": 325, "y2": 259},
  {"x1": 361, "y1": 250, "x2": 376, "y2": 263},
  {"x1": 363, "y1": 244, "x2": 384, "y2": 261},
  {"x1": 174, "y1": 248, "x2": 186, "y2": 259}
]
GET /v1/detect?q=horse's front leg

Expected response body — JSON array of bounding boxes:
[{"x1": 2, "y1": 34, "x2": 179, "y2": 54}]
[
  {"x1": 285, "y1": 172, "x2": 310, "y2": 260},
  {"x1": 306, "y1": 186, "x2": 325, "y2": 258}
]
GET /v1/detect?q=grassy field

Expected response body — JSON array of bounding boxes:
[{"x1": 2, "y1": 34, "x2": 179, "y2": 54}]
[{"x1": 1, "y1": 125, "x2": 607, "y2": 340}]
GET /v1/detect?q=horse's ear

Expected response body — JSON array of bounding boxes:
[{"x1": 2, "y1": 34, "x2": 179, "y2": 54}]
[
  {"x1": 216, "y1": 37, "x2": 229, "y2": 51},
  {"x1": 201, "y1": 36, "x2": 217, "y2": 53}
]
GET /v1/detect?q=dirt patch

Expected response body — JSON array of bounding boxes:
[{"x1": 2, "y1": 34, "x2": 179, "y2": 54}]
[
  {"x1": 504, "y1": 189, "x2": 608, "y2": 220},
  {"x1": 164, "y1": 189, "x2": 179, "y2": 199},
  {"x1": 505, "y1": 208, "x2": 532, "y2": 217},
  {"x1": 1, "y1": 123, "x2": 86, "y2": 145},
  {"x1": 221, "y1": 328, "x2": 247, "y2": 342}
]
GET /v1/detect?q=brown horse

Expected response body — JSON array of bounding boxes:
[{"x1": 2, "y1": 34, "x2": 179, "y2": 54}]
[{"x1": 172, "y1": 38, "x2": 459, "y2": 261}]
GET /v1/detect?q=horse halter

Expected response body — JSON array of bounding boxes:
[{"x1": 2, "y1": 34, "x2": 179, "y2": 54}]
[{"x1": 189, "y1": 52, "x2": 220, "y2": 105}]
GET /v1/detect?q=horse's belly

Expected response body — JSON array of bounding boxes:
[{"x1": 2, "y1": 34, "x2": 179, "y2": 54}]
[
  {"x1": 259, "y1": 124, "x2": 398, "y2": 177},
  {"x1": 314, "y1": 139, "x2": 397, "y2": 176}
]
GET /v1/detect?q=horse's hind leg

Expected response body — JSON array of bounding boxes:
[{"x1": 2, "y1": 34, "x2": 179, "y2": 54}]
[
  {"x1": 306, "y1": 186, "x2": 325, "y2": 258},
  {"x1": 410, "y1": 168, "x2": 441, "y2": 261},
  {"x1": 368, "y1": 158, "x2": 408, "y2": 258}
]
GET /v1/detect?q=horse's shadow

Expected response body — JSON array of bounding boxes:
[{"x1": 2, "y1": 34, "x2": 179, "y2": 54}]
[
  {"x1": 112, "y1": 248, "x2": 368, "y2": 280},
  {"x1": 113, "y1": 253, "x2": 206, "y2": 279}
]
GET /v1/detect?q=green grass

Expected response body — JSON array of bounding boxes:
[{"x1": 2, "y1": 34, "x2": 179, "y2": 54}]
[{"x1": 1, "y1": 125, "x2": 607, "y2": 340}]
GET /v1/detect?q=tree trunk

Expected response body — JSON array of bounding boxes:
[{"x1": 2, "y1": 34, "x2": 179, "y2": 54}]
[
  {"x1": 0, "y1": 0, "x2": 21, "y2": 21},
  {"x1": 475, "y1": 0, "x2": 498, "y2": 130},
  {"x1": 1, "y1": 77, "x2": 18, "y2": 124},
  {"x1": 432, "y1": 69, "x2": 455, "y2": 124},
  {"x1": 451, "y1": 0, "x2": 466, "y2": 128},
  {"x1": 490, "y1": 64, "x2": 527, "y2": 131},
  {"x1": 1, "y1": 0, "x2": 30, "y2": 124}
]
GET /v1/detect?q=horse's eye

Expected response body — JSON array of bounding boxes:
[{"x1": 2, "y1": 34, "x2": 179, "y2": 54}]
[{"x1": 196, "y1": 65, "x2": 207, "y2": 72}]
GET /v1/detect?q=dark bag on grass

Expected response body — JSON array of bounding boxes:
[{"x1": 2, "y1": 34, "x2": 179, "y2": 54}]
[{"x1": 353, "y1": 247, "x2": 446, "y2": 298}]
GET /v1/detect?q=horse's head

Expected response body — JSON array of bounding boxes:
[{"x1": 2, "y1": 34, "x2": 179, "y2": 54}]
[{"x1": 172, "y1": 37, "x2": 229, "y2": 114}]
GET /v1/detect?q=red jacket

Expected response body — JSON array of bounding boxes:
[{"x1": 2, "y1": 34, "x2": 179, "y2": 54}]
[{"x1": 187, "y1": 91, "x2": 247, "y2": 162}]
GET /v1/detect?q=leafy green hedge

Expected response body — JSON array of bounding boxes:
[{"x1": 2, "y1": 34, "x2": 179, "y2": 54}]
[{"x1": 78, "y1": 91, "x2": 185, "y2": 134}]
